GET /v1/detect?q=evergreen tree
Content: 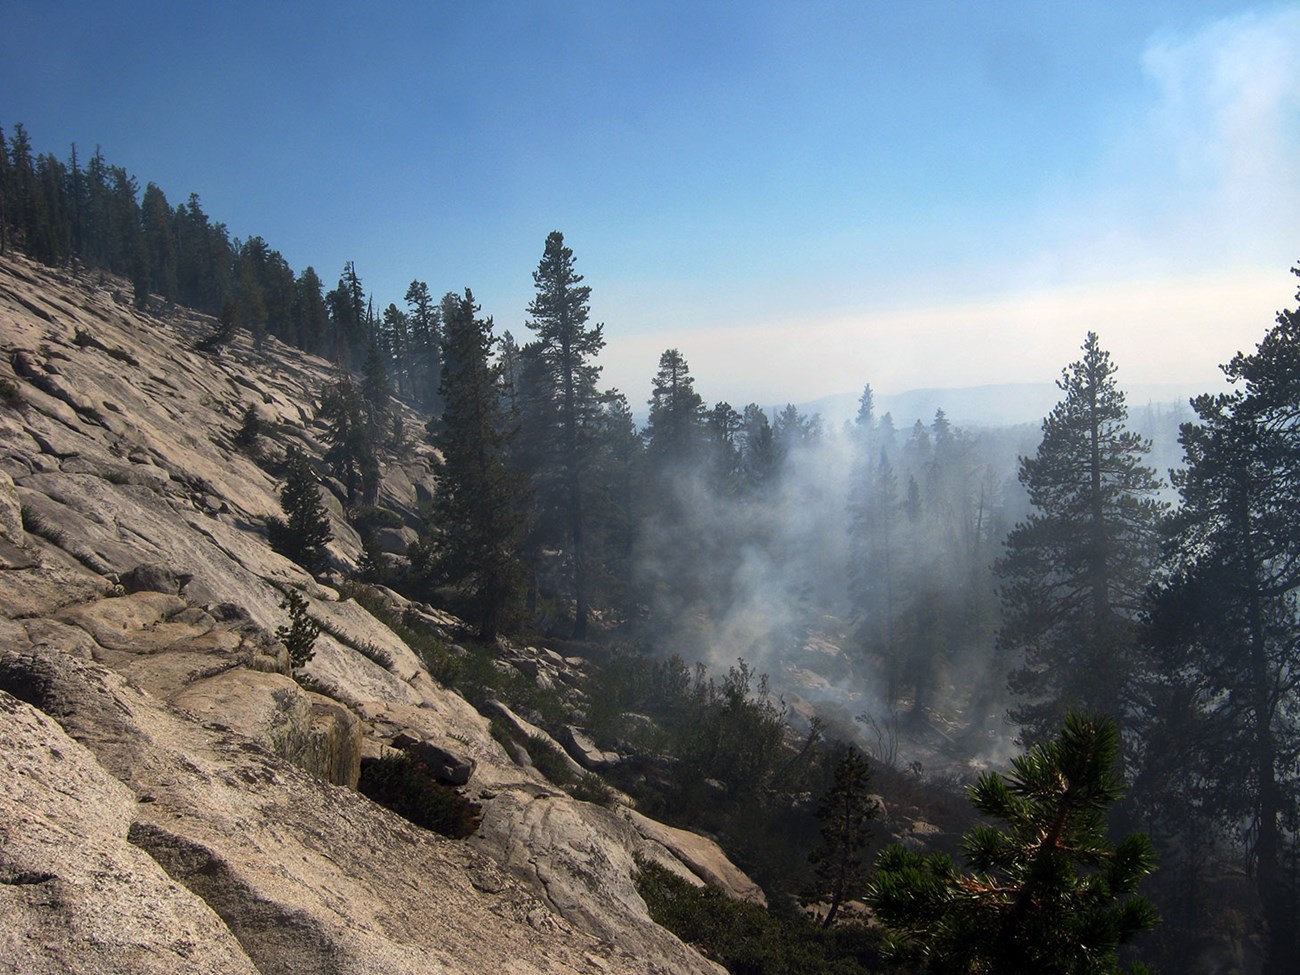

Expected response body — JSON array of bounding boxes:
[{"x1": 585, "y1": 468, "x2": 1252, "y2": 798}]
[
  {"x1": 525, "y1": 231, "x2": 605, "y2": 637},
  {"x1": 381, "y1": 302, "x2": 410, "y2": 399},
  {"x1": 404, "y1": 279, "x2": 442, "y2": 410},
  {"x1": 267, "y1": 446, "x2": 332, "y2": 574},
  {"x1": 318, "y1": 373, "x2": 378, "y2": 506},
  {"x1": 998, "y1": 333, "x2": 1165, "y2": 745},
  {"x1": 361, "y1": 339, "x2": 391, "y2": 440},
  {"x1": 740, "y1": 403, "x2": 776, "y2": 491},
  {"x1": 140, "y1": 182, "x2": 177, "y2": 302},
  {"x1": 425, "y1": 289, "x2": 526, "y2": 640},
  {"x1": 644, "y1": 348, "x2": 705, "y2": 464},
  {"x1": 808, "y1": 748, "x2": 879, "y2": 928},
  {"x1": 276, "y1": 588, "x2": 320, "y2": 670},
  {"x1": 294, "y1": 266, "x2": 329, "y2": 356},
  {"x1": 1145, "y1": 271, "x2": 1300, "y2": 971},
  {"x1": 586, "y1": 389, "x2": 644, "y2": 617},
  {"x1": 868, "y1": 713, "x2": 1159, "y2": 974},
  {"x1": 234, "y1": 403, "x2": 262, "y2": 452}
]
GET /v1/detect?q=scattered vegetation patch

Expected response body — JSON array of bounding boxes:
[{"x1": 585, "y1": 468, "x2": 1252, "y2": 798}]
[
  {"x1": 570, "y1": 772, "x2": 616, "y2": 806},
  {"x1": 313, "y1": 613, "x2": 394, "y2": 670},
  {"x1": 234, "y1": 404, "x2": 262, "y2": 452},
  {"x1": 358, "y1": 753, "x2": 481, "y2": 838},
  {"x1": 525, "y1": 733, "x2": 576, "y2": 786},
  {"x1": 351, "y1": 504, "x2": 403, "y2": 535},
  {"x1": 105, "y1": 345, "x2": 138, "y2": 366},
  {"x1": 100, "y1": 469, "x2": 130, "y2": 485},
  {"x1": 636, "y1": 858, "x2": 883, "y2": 975},
  {"x1": 72, "y1": 326, "x2": 104, "y2": 350},
  {"x1": 20, "y1": 505, "x2": 65, "y2": 545},
  {"x1": 0, "y1": 378, "x2": 22, "y2": 408}
]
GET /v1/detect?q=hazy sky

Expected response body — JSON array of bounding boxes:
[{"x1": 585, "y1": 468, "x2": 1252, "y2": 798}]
[{"x1": 4, "y1": 1, "x2": 1298, "y2": 407}]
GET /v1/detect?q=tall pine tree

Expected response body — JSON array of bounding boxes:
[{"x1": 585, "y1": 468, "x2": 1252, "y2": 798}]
[
  {"x1": 525, "y1": 231, "x2": 605, "y2": 637},
  {"x1": 425, "y1": 289, "x2": 526, "y2": 640},
  {"x1": 998, "y1": 333, "x2": 1164, "y2": 745}
]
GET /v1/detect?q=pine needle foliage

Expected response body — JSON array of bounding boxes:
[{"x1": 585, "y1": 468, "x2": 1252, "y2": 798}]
[
  {"x1": 275, "y1": 589, "x2": 319, "y2": 670},
  {"x1": 868, "y1": 713, "x2": 1158, "y2": 974},
  {"x1": 267, "y1": 446, "x2": 332, "y2": 574}
]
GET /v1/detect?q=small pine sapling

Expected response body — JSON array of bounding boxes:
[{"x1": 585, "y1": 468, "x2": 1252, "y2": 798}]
[{"x1": 276, "y1": 589, "x2": 320, "y2": 671}]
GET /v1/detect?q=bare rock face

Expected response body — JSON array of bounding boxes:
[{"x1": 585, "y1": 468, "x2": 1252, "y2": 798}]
[
  {"x1": 0, "y1": 646, "x2": 709, "y2": 975},
  {"x1": 0, "y1": 688, "x2": 260, "y2": 975},
  {"x1": 0, "y1": 253, "x2": 747, "y2": 974}
]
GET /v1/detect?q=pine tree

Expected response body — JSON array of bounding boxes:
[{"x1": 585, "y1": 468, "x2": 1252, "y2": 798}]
[
  {"x1": 318, "y1": 373, "x2": 378, "y2": 507},
  {"x1": 808, "y1": 748, "x2": 879, "y2": 928},
  {"x1": 361, "y1": 339, "x2": 390, "y2": 439},
  {"x1": 267, "y1": 446, "x2": 332, "y2": 574},
  {"x1": 868, "y1": 713, "x2": 1159, "y2": 974},
  {"x1": 525, "y1": 231, "x2": 605, "y2": 637},
  {"x1": 404, "y1": 279, "x2": 442, "y2": 410},
  {"x1": 998, "y1": 333, "x2": 1165, "y2": 744},
  {"x1": 276, "y1": 589, "x2": 320, "y2": 670},
  {"x1": 644, "y1": 348, "x2": 705, "y2": 464},
  {"x1": 1146, "y1": 269, "x2": 1300, "y2": 972},
  {"x1": 425, "y1": 289, "x2": 526, "y2": 640}
]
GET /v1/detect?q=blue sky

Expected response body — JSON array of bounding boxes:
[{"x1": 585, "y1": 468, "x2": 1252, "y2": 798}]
[{"x1": 4, "y1": 1, "x2": 1299, "y2": 407}]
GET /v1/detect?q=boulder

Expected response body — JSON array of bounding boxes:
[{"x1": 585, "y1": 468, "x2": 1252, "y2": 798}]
[
  {"x1": 399, "y1": 736, "x2": 476, "y2": 786},
  {"x1": 560, "y1": 726, "x2": 622, "y2": 771},
  {"x1": 172, "y1": 669, "x2": 362, "y2": 788},
  {"x1": 120, "y1": 562, "x2": 190, "y2": 595},
  {"x1": 626, "y1": 810, "x2": 767, "y2": 907},
  {"x1": 480, "y1": 699, "x2": 587, "y2": 781},
  {"x1": 0, "y1": 645, "x2": 707, "y2": 975},
  {"x1": 0, "y1": 689, "x2": 261, "y2": 975}
]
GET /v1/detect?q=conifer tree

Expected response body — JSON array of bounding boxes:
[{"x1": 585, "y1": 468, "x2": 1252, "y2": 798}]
[
  {"x1": 404, "y1": 279, "x2": 442, "y2": 410},
  {"x1": 361, "y1": 339, "x2": 390, "y2": 440},
  {"x1": 267, "y1": 446, "x2": 332, "y2": 574},
  {"x1": 644, "y1": 348, "x2": 705, "y2": 464},
  {"x1": 1146, "y1": 270, "x2": 1300, "y2": 971},
  {"x1": 869, "y1": 713, "x2": 1159, "y2": 974},
  {"x1": 425, "y1": 289, "x2": 526, "y2": 640},
  {"x1": 808, "y1": 748, "x2": 878, "y2": 928},
  {"x1": 525, "y1": 231, "x2": 605, "y2": 637},
  {"x1": 318, "y1": 373, "x2": 378, "y2": 505},
  {"x1": 998, "y1": 333, "x2": 1164, "y2": 744}
]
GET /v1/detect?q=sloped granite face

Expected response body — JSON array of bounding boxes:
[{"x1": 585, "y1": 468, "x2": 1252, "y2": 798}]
[
  {"x1": 0, "y1": 648, "x2": 720, "y2": 975},
  {"x1": 0, "y1": 254, "x2": 744, "y2": 974},
  {"x1": 0, "y1": 687, "x2": 261, "y2": 975}
]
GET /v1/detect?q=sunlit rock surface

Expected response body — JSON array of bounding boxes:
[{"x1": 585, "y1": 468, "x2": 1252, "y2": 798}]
[{"x1": 0, "y1": 254, "x2": 736, "y2": 975}]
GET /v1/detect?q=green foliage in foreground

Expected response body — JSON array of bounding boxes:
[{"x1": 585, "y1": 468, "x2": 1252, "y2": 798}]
[
  {"x1": 357, "y1": 753, "x2": 481, "y2": 839},
  {"x1": 868, "y1": 713, "x2": 1158, "y2": 974},
  {"x1": 637, "y1": 858, "x2": 884, "y2": 974}
]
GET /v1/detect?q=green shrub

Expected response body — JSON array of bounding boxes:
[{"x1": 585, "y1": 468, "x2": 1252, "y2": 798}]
[
  {"x1": 106, "y1": 346, "x2": 138, "y2": 366},
  {"x1": 527, "y1": 734, "x2": 576, "y2": 786},
  {"x1": 0, "y1": 377, "x2": 20, "y2": 407},
  {"x1": 635, "y1": 858, "x2": 882, "y2": 974},
  {"x1": 358, "y1": 753, "x2": 481, "y2": 838},
  {"x1": 570, "y1": 773, "x2": 615, "y2": 807}
]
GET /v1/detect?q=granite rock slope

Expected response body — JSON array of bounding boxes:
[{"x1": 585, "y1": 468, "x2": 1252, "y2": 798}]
[{"x1": 0, "y1": 253, "x2": 743, "y2": 974}]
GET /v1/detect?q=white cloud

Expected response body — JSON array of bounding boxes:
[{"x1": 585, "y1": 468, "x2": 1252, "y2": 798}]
[{"x1": 1138, "y1": 6, "x2": 1300, "y2": 254}]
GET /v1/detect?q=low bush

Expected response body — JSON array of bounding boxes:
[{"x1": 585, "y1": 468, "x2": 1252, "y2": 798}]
[
  {"x1": 636, "y1": 858, "x2": 883, "y2": 974},
  {"x1": 358, "y1": 753, "x2": 481, "y2": 838}
]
